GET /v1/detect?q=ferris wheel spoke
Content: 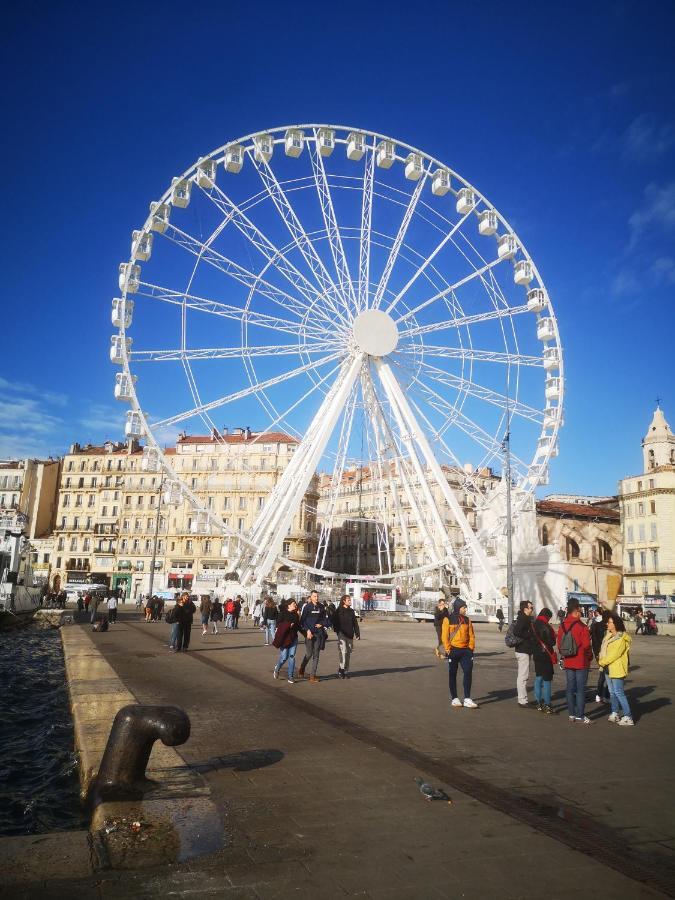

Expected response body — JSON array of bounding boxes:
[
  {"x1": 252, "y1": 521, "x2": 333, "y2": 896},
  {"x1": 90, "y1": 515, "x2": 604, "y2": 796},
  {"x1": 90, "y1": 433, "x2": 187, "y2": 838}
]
[
  {"x1": 130, "y1": 341, "x2": 340, "y2": 363},
  {"x1": 398, "y1": 358, "x2": 544, "y2": 425},
  {"x1": 247, "y1": 358, "x2": 345, "y2": 449},
  {"x1": 315, "y1": 386, "x2": 358, "y2": 569},
  {"x1": 358, "y1": 142, "x2": 376, "y2": 311},
  {"x1": 159, "y1": 221, "x2": 319, "y2": 325},
  {"x1": 396, "y1": 345, "x2": 543, "y2": 367},
  {"x1": 194, "y1": 179, "x2": 339, "y2": 329},
  {"x1": 249, "y1": 152, "x2": 350, "y2": 325},
  {"x1": 400, "y1": 303, "x2": 529, "y2": 341},
  {"x1": 135, "y1": 282, "x2": 325, "y2": 339},
  {"x1": 384, "y1": 208, "x2": 474, "y2": 314},
  {"x1": 151, "y1": 350, "x2": 345, "y2": 430},
  {"x1": 309, "y1": 132, "x2": 357, "y2": 306},
  {"x1": 372, "y1": 174, "x2": 427, "y2": 310},
  {"x1": 394, "y1": 255, "x2": 506, "y2": 325}
]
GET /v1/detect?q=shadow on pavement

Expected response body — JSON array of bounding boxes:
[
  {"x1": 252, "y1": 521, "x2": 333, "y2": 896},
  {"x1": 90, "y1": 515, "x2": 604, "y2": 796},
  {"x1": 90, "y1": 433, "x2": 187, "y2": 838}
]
[
  {"x1": 190, "y1": 749, "x2": 284, "y2": 774},
  {"x1": 346, "y1": 665, "x2": 435, "y2": 679}
]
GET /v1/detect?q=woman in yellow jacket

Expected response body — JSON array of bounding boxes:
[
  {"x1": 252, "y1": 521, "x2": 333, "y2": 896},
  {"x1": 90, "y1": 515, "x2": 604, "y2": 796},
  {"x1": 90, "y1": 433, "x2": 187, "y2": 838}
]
[
  {"x1": 598, "y1": 613, "x2": 634, "y2": 726},
  {"x1": 442, "y1": 598, "x2": 478, "y2": 709}
]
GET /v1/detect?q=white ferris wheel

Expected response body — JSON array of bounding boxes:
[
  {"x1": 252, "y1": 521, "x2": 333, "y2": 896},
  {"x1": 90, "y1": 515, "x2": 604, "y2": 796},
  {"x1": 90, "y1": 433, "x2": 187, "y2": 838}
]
[{"x1": 111, "y1": 124, "x2": 563, "y2": 597}]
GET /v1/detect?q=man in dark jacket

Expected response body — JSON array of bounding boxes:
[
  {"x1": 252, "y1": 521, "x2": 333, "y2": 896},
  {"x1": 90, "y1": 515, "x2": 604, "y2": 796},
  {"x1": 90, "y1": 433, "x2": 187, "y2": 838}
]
[
  {"x1": 333, "y1": 594, "x2": 360, "y2": 679},
  {"x1": 175, "y1": 592, "x2": 196, "y2": 652},
  {"x1": 513, "y1": 599, "x2": 535, "y2": 707},
  {"x1": 298, "y1": 590, "x2": 330, "y2": 683}
]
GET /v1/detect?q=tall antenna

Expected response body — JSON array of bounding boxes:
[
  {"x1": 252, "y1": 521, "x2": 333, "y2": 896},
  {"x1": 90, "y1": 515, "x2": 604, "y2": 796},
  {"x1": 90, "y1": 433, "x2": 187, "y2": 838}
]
[{"x1": 502, "y1": 384, "x2": 515, "y2": 623}]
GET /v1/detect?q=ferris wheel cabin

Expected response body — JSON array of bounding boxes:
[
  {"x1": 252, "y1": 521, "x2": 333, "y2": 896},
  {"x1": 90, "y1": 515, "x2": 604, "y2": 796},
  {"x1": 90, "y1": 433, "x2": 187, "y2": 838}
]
[
  {"x1": 284, "y1": 128, "x2": 305, "y2": 157},
  {"x1": 111, "y1": 298, "x2": 133, "y2": 329},
  {"x1": 347, "y1": 131, "x2": 366, "y2": 161}
]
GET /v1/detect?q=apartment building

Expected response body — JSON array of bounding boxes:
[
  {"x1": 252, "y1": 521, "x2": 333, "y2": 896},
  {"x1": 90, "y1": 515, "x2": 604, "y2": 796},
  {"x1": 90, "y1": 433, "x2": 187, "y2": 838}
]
[
  {"x1": 50, "y1": 430, "x2": 318, "y2": 598},
  {"x1": 619, "y1": 405, "x2": 675, "y2": 612}
]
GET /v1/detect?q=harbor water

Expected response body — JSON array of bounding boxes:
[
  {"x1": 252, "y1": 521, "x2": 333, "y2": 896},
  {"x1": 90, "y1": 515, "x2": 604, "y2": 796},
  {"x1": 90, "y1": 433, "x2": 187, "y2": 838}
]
[{"x1": 0, "y1": 624, "x2": 86, "y2": 836}]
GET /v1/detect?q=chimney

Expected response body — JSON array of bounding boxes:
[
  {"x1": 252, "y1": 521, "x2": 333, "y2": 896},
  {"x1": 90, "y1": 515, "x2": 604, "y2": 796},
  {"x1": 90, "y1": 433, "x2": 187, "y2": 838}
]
[
  {"x1": 70, "y1": 442, "x2": 81, "y2": 454},
  {"x1": 245, "y1": 426, "x2": 251, "y2": 440},
  {"x1": 222, "y1": 427, "x2": 229, "y2": 436}
]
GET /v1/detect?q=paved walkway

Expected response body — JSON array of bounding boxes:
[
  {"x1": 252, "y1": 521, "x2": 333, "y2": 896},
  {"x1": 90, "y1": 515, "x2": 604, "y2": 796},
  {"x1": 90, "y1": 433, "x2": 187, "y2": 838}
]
[{"x1": 25, "y1": 613, "x2": 675, "y2": 897}]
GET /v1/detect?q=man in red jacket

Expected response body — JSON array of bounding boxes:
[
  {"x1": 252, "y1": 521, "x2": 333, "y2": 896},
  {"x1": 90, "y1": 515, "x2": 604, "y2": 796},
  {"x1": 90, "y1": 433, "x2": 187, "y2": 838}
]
[{"x1": 557, "y1": 597, "x2": 593, "y2": 724}]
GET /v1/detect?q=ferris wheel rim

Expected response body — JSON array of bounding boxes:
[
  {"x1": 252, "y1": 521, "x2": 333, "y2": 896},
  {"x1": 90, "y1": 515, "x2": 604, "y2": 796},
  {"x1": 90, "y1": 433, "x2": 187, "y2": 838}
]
[{"x1": 115, "y1": 123, "x2": 564, "y2": 582}]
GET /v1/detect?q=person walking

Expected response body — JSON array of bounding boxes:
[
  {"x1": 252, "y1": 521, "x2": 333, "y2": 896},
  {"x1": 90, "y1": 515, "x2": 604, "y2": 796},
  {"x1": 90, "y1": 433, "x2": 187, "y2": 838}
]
[
  {"x1": 175, "y1": 592, "x2": 196, "y2": 652},
  {"x1": 634, "y1": 610, "x2": 644, "y2": 635},
  {"x1": 557, "y1": 598, "x2": 593, "y2": 725},
  {"x1": 532, "y1": 608, "x2": 557, "y2": 714},
  {"x1": 107, "y1": 592, "x2": 118, "y2": 624},
  {"x1": 84, "y1": 592, "x2": 91, "y2": 614},
  {"x1": 167, "y1": 601, "x2": 180, "y2": 651},
  {"x1": 210, "y1": 597, "x2": 223, "y2": 634},
  {"x1": 273, "y1": 599, "x2": 301, "y2": 683},
  {"x1": 298, "y1": 590, "x2": 330, "y2": 683},
  {"x1": 442, "y1": 598, "x2": 478, "y2": 709},
  {"x1": 200, "y1": 595, "x2": 212, "y2": 637},
  {"x1": 233, "y1": 596, "x2": 242, "y2": 630},
  {"x1": 496, "y1": 607, "x2": 505, "y2": 633},
  {"x1": 224, "y1": 598, "x2": 236, "y2": 629},
  {"x1": 333, "y1": 594, "x2": 360, "y2": 679},
  {"x1": 433, "y1": 599, "x2": 449, "y2": 659},
  {"x1": 252, "y1": 599, "x2": 262, "y2": 627},
  {"x1": 513, "y1": 600, "x2": 536, "y2": 707},
  {"x1": 599, "y1": 613, "x2": 635, "y2": 726},
  {"x1": 262, "y1": 597, "x2": 278, "y2": 645},
  {"x1": 590, "y1": 609, "x2": 611, "y2": 703}
]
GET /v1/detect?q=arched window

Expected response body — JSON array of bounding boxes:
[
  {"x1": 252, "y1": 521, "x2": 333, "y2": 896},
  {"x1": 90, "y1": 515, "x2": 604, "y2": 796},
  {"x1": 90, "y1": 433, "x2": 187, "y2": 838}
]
[
  {"x1": 565, "y1": 537, "x2": 580, "y2": 561},
  {"x1": 648, "y1": 449, "x2": 655, "y2": 469},
  {"x1": 597, "y1": 539, "x2": 612, "y2": 563},
  {"x1": 541, "y1": 524, "x2": 549, "y2": 546}
]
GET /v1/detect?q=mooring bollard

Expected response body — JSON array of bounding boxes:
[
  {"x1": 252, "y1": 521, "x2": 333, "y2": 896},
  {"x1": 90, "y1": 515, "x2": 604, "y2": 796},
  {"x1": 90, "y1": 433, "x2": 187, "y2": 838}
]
[{"x1": 92, "y1": 704, "x2": 190, "y2": 803}]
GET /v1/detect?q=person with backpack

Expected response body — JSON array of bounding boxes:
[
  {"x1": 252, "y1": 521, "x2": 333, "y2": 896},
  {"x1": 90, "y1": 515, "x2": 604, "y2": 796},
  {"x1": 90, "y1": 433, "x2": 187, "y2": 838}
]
[
  {"x1": 273, "y1": 599, "x2": 301, "y2": 683},
  {"x1": 557, "y1": 597, "x2": 593, "y2": 724},
  {"x1": 532, "y1": 608, "x2": 557, "y2": 714},
  {"x1": 598, "y1": 613, "x2": 634, "y2": 726},
  {"x1": 433, "y1": 599, "x2": 449, "y2": 659},
  {"x1": 333, "y1": 594, "x2": 360, "y2": 679},
  {"x1": 512, "y1": 600, "x2": 536, "y2": 707},
  {"x1": 298, "y1": 590, "x2": 330, "y2": 683},
  {"x1": 442, "y1": 598, "x2": 478, "y2": 709}
]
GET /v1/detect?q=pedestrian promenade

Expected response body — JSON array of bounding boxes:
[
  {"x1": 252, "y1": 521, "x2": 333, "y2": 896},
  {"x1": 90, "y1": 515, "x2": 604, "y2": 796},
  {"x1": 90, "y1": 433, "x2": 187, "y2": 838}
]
[{"x1": 17, "y1": 613, "x2": 675, "y2": 897}]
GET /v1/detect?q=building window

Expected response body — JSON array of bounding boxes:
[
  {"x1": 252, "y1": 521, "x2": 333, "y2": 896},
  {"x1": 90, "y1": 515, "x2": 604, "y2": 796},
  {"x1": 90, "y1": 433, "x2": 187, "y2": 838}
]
[
  {"x1": 283, "y1": 541, "x2": 291, "y2": 555},
  {"x1": 649, "y1": 478, "x2": 655, "y2": 489},
  {"x1": 541, "y1": 525, "x2": 549, "y2": 546},
  {"x1": 257, "y1": 496, "x2": 265, "y2": 510},
  {"x1": 238, "y1": 497, "x2": 247, "y2": 510},
  {"x1": 69, "y1": 538, "x2": 77, "y2": 551},
  {"x1": 637, "y1": 480, "x2": 643, "y2": 491},
  {"x1": 650, "y1": 522, "x2": 658, "y2": 540},
  {"x1": 630, "y1": 580, "x2": 636, "y2": 594},
  {"x1": 597, "y1": 540, "x2": 612, "y2": 563},
  {"x1": 186, "y1": 539, "x2": 193, "y2": 551},
  {"x1": 73, "y1": 516, "x2": 80, "y2": 530},
  {"x1": 638, "y1": 525, "x2": 646, "y2": 541},
  {"x1": 652, "y1": 549, "x2": 659, "y2": 570},
  {"x1": 650, "y1": 500, "x2": 656, "y2": 514},
  {"x1": 205, "y1": 540, "x2": 211, "y2": 553},
  {"x1": 57, "y1": 537, "x2": 64, "y2": 551},
  {"x1": 637, "y1": 502, "x2": 644, "y2": 516},
  {"x1": 655, "y1": 580, "x2": 660, "y2": 594},
  {"x1": 238, "y1": 518, "x2": 245, "y2": 532},
  {"x1": 642, "y1": 580, "x2": 648, "y2": 594},
  {"x1": 83, "y1": 538, "x2": 90, "y2": 551},
  {"x1": 640, "y1": 550, "x2": 647, "y2": 572},
  {"x1": 132, "y1": 539, "x2": 140, "y2": 552},
  {"x1": 223, "y1": 497, "x2": 230, "y2": 510},
  {"x1": 565, "y1": 537, "x2": 580, "y2": 561},
  {"x1": 627, "y1": 550, "x2": 635, "y2": 571}
]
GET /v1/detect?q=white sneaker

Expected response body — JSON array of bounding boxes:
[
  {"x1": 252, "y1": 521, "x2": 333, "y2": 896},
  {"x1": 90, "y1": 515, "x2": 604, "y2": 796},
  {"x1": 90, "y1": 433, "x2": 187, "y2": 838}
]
[
  {"x1": 595, "y1": 695, "x2": 602, "y2": 703},
  {"x1": 575, "y1": 716, "x2": 592, "y2": 725},
  {"x1": 607, "y1": 712, "x2": 620, "y2": 723},
  {"x1": 618, "y1": 716, "x2": 635, "y2": 726},
  {"x1": 451, "y1": 697, "x2": 462, "y2": 707},
  {"x1": 273, "y1": 667, "x2": 279, "y2": 680},
  {"x1": 463, "y1": 698, "x2": 478, "y2": 709}
]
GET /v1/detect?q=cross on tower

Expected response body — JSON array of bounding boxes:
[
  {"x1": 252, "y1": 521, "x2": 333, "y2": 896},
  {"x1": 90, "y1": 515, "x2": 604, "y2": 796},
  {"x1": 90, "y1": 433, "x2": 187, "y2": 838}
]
[{"x1": 656, "y1": 396, "x2": 662, "y2": 408}]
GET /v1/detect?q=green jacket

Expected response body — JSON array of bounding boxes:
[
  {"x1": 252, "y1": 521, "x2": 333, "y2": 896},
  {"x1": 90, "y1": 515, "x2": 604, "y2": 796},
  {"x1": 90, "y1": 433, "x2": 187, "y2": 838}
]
[{"x1": 598, "y1": 632, "x2": 632, "y2": 678}]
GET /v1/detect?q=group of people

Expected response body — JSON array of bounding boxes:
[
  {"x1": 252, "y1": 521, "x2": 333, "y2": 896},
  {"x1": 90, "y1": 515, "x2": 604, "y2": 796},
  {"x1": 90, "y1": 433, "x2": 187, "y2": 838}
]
[{"x1": 435, "y1": 595, "x2": 635, "y2": 725}]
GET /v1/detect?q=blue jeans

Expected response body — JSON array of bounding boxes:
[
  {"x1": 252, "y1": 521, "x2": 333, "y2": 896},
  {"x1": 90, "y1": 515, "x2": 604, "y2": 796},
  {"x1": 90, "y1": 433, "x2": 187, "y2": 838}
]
[
  {"x1": 565, "y1": 668, "x2": 589, "y2": 718},
  {"x1": 264, "y1": 621, "x2": 276, "y2": 644},
  {"x1": 534, "y1": 675, "x2": 552, "y2": 705},
  {"x1": 169, "y1": 622, "x2": 179, "y2": 648},
  {"x1": 448, "y1": 648, "x2": 473, "y2": 699},
  {"x1": 225, "y1": 613, "x2": 234, "y2": 628},
  {"x1": 607, "y1": 676, "x2": 632, "y2": 718},
  {"x1": 275, "y1": 640, "x2": 298, "y2": 677}
]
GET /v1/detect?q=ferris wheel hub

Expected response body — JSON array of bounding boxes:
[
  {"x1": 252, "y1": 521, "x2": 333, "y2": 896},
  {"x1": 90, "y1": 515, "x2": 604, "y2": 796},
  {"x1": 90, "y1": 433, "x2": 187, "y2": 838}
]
[{"x1": 352, "y1": 309, "x2": 399, "y2": 357}]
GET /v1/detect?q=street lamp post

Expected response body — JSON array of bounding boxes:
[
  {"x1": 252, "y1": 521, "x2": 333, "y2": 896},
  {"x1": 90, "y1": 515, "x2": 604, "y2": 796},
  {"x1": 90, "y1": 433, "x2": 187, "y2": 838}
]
[
  {"x1": 502, "y1": 395, "x2": 515, "y2": 624},
  {"x1": 147, "y1": 473, "x2": 165, "y2": 600}
]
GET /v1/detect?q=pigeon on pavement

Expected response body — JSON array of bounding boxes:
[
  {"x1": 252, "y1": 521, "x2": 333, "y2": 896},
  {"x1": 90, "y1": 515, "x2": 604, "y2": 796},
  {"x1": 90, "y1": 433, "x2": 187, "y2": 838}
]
[{"x1": 414, "y1": 776, "x2": 452, "y2": 803}]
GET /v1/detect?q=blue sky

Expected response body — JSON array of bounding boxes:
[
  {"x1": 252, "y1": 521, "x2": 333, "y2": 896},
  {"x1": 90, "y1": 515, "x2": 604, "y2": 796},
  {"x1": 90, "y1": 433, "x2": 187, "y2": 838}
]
[{"x1": 1, "y1": 0, "x2": 674, "y2": 497}]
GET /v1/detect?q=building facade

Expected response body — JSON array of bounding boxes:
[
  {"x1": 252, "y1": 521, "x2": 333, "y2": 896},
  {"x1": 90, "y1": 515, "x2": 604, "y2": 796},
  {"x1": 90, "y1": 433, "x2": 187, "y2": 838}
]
[
  {"x1": 50, "y1": 431, "x2": 318, "y2": 598},
  {"x1": 618, "y1": 405, "x2": 675, "y2": 608}
]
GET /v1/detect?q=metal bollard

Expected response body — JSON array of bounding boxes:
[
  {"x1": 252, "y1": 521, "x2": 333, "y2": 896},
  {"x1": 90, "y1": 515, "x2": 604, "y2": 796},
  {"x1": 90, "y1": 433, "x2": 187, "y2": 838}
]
[{"x1": 92, "y1": 704, "x2": 190, "y2": 803}]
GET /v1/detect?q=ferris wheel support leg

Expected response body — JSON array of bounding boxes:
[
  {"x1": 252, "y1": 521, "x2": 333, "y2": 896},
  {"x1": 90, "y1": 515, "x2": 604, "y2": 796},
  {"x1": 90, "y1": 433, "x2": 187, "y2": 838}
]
[
  {"x1": 241, "y1": 353, "x2": 365, "y2": 586},
  {"x1": 374, "y1": 360, "x2": 501, "y2": 601}
]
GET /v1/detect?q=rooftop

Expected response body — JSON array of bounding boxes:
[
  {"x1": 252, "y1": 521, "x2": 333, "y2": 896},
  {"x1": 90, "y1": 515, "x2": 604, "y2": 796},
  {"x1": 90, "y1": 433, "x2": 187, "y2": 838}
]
[
  {"x1": 536, "y1": 500, "x2": 620, "y2": 522},
  {"x1": 176, "y1": 431, "x2": 298, "y2": 445}
]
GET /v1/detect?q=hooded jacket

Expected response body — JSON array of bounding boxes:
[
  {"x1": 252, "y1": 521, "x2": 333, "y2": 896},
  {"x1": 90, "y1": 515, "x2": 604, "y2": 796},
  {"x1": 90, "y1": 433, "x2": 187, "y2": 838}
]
[
  {"x1": 598, "y1": 631, "x2": 632, "y2": 678},
  {"x1": 513, "y1": 610, "x2": 535, "y2": 654},
  {"x1": 442, "y1": 602, "x2": 475, "y2": 652}
]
